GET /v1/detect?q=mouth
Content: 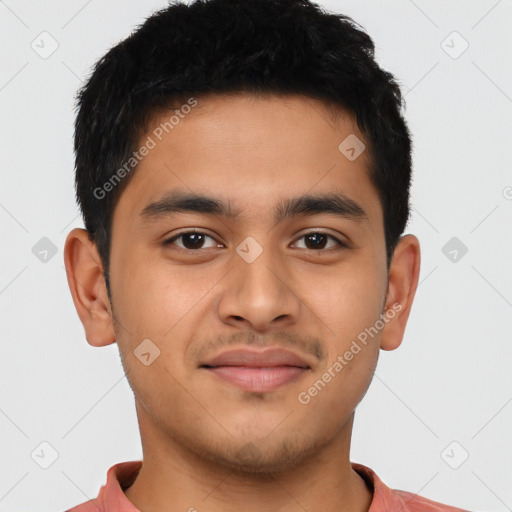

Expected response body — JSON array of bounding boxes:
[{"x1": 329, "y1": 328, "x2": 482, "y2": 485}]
[{"x1": 200, "y1": 348, "x2": 311, "y2": 393}]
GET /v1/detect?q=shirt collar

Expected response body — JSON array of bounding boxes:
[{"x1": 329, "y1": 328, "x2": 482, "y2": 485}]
[{"x1": 91, "y1": 459, "x2": 437, "y2": 511}]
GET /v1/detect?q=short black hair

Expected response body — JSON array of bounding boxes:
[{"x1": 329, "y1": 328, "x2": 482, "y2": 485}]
[{"x1": 73, "y1": 0, "x2": 412, "y2": 297}]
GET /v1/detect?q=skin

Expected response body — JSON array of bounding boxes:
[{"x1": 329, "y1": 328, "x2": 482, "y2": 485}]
[{"x1": 64, "y1": 92, "x2": 420, "y2": 512}]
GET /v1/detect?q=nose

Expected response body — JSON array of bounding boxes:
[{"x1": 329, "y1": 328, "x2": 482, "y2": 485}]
[{"x1": 216, "y1": 242, "x2": 301, "y2": 333}]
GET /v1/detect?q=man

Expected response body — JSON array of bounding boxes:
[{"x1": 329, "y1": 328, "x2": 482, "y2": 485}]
[{"x1": 63, "y1": 0, "x2": 469, "y2": 510}]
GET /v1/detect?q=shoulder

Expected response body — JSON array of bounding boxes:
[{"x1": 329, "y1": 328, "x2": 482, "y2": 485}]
[
  {"x1": 62, "y1": 501, "x2": 101, "y2": 512},
  {"x1": 62, "y1": 460, "x2": 143, "y2": 512},
  {"x1": 393, "y1": 488, "x2": 471, "y2": 512},
  {"x1": 62, "y1": 497, "x2": 103, "y2": 512},
  {"x1": 351, "y1": 462, "x2": 471, "y2": 512}
]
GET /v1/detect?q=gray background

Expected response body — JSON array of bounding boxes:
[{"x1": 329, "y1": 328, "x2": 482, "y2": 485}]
[{"x1": 0, "y1": 1, "x2": 511, "y2": 511}]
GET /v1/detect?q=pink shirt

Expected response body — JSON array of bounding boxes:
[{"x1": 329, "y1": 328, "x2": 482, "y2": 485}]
[{"x1": 65, "y1": 460, "x2": 470, "y2": 511}]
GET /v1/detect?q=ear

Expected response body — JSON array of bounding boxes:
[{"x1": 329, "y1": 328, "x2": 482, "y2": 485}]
[
  {"x1": 63, "y1": 228, "x2": 116, "y2": 347},
  {"x1": 380, "y1": 234, "x2": 421, "y2": 351}
]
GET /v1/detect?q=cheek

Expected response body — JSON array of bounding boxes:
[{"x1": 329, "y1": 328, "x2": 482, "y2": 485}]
[
  {"x1": 111, "y1": 249, "x2": 223, "y2": 360},
  {"x1": 112, "y1": 249, "x2": 186, "y2": 331},
  {"x1": 304, "y1": 258, "x2": 385, "y2": 336},
  {"x1": 297, "y1": 275, "x2": 382, "y2": 433},
  {"x1": 298, "y1": 255, "x2": 384, "y2": 400},
  {"x1": 295, "y1": 314, "x2": 380, "y2": 443}
]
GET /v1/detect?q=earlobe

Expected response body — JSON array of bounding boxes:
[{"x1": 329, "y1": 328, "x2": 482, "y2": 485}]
[
  {"x1": 63, "y1": 228, "x2": 116, "y2": 347},
  {"x1": 380, "y1": 234, "x2": 421, "y2": 351}
]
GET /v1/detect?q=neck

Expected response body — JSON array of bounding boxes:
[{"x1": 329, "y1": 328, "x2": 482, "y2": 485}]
[{"x1": 124, "y1": 410, "x2": 373, "y2": 512}]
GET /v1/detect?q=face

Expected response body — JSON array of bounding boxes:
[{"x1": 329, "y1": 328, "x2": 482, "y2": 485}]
[{"x1": 94, "y1": 93, "x2": 404, "y2": 473}]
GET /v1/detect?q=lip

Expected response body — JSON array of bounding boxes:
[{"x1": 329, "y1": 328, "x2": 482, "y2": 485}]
[
  {"x1": 200, "y1": 348, "x2": 311, "y2": 393},
  {"x1": 201, "y1": 348, "x2": 311, "y2": 368}
]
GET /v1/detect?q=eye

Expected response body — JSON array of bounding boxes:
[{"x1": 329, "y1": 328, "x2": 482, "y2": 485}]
[
  {"x1": 163, "y1": 231, "x2": 222, "y2": 251},
  {"x1": 293, "y1": 231, "x2": 347, "y2": 251},
  {"x1": 162, "y1": 230, "x2": 348, "y2": 252}
]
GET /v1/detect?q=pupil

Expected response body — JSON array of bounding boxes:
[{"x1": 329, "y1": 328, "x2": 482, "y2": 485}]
[
  {"x1": 183, "y1": 233, "x2": 204, "y2": 249},
  {"x1": 180, "y1": 233, "x2": 328, "y2": 250},
  {"x1": 307, "y1": 233, "x2": 326, "y2": 250}
]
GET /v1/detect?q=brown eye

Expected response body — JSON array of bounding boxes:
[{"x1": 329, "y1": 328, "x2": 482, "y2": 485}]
[
  {"x1": 164, "y1": 232, "x2": 220, "y2": 250},
  {"x1": 293, "y1": 232, "x2": 346, "y2": 251}
]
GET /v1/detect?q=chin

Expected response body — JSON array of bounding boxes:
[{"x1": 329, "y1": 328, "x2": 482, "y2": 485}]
[{"x1": 194, "y1": 434, "x2": 324, "y2": 477}]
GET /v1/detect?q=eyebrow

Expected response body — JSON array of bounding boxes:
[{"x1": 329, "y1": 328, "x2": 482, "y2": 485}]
[{"x1": 140, "y1": 191, "x2": 368, "y2": 224}]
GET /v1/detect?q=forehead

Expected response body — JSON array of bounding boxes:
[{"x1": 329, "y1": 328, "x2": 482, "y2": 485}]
[{"x1": 113, "y1": 93, "x2": 382, "y2": 229}]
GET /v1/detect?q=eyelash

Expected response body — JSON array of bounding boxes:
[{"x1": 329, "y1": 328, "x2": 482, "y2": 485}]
[{"x1": 162, "y1": 230, "x2": 348, "y2": 252}]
